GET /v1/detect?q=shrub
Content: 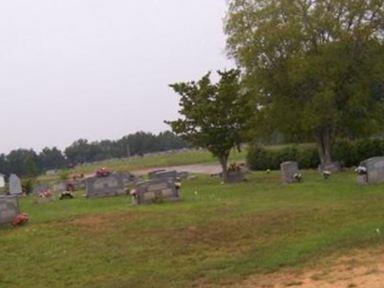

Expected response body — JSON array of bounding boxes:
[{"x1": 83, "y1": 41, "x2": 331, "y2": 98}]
[{"x1": 247, "y1": 138, "x2": 384, "y2": 171}]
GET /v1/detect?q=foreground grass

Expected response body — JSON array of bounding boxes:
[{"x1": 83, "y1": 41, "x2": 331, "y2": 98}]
[{"x1": 2, "y1": 170, "x2": 384, "y2": 287}]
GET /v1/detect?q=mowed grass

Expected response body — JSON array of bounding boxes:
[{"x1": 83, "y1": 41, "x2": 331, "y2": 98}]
[{"x1": 2, "y1": 170, "x2": 384, "y2": 287}]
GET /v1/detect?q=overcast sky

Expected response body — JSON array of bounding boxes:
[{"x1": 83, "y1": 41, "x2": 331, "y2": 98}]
[{"x1": 0, "y1": 0, "x2": 232, "y2": 153}]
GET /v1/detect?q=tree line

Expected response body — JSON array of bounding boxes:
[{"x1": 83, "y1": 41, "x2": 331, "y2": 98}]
[{"x1": 0, "y1": 131, "x2": 188, "y2": 177}]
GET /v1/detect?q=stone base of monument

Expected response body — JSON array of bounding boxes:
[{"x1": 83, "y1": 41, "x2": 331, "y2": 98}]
[
  {"x1": 318, "y1": 162, "x2": 342, "y2": 173},
  {"x1": 132, "y1": 179, "x2": 180, "y2": 205}
]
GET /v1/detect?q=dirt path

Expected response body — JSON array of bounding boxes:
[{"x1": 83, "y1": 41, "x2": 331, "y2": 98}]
[{"x1": 232, "y1": 247, "x2": 384, "y2": 288}]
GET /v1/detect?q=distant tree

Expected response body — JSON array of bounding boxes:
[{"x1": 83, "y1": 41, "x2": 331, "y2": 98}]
[
  {"x1": 7, "y1": 149, "x2": 40, "y2": 177},
  {"x1": 38, "y1": 147, "x2": 67, "y2": 171},
  {"x1": 225, "y1": 0, "x2": 384, "y2": 167},
  {"x1": 166, "y1": 69, "x2": 251, "y2": 182}
]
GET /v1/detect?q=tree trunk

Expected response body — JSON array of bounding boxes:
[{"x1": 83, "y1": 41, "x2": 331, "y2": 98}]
[
  {"x1": 219, "y1": 153, "x2": 229, "y2": 183},
  {"x1": 315, "y1": 127, "x2": 333, "y2": 165}
]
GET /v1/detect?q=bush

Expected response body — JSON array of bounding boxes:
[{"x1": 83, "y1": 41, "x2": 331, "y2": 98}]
[
  {"x1": 247, "y1": 144, "x2": 316, "y2": 171},
  {"x1": 247, "y1": 138, "x2": 384, "y2": 171}
]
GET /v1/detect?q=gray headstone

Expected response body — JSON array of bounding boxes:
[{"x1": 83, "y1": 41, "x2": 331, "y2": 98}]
[
  {"x1": 132, "y1": 178, "x2": 180, "y2": 205},
  {"x1": 85, "y1": 174, "x2": 125, "y2": 198},
  {"x1": 318, "y1": 161, "x2": 342, "y2": 173},
  {"x1": 9, "y1": 174, "x2": 22, "y2": 195},
  {"x1": 0, "y1": 195, "x2": 19, "y2": 225},
  {"x1": 52, "y1": 182, "x2": 67, "y2": 193},
  {"x1": 149, "y1": 170, "x2": 178, "y2": 181},
  {"x1": 33, "y1": 184, "x2": 50, "y2": 195},
  {"x1": 280, "y1": 161, "x2": 299, "y2": 183},
  {"x1": 360, "y1": 157, "x2": 384, "y2": 184}
]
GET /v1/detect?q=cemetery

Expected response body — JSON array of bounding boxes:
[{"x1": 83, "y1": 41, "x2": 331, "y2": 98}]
[{"x1": 1, "y1": 0, "x2": 384, "y2": 287}]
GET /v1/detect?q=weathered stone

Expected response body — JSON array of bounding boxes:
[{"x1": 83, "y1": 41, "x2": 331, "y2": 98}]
[
  {"x1": 9, "y1": 174, "x2": 22, "y2": 195},
  {"x1": 0, "y1": 195, "x2": 19, "y2": 225},
  {"x1": 33, "y1": 184, "x2": 51, "y2": 195},
  {"x1": 280, "y1": 161, "x2": 300, "y2": 184},
  {"x1": 132, "y1": 179, "x2": 180, "y2": 205},
  {"x1": 148, "y1": 170, "x2": 178, "y2": 181},
  {"x1": 85, "y1": 174, "x2": 126, "y2": 198},
  {"x1": 359, "y1": 157, "x2": 384, "y2": 184},
  {"x1": 318, "y1": 161, "x2": 342, "y2": 173}
]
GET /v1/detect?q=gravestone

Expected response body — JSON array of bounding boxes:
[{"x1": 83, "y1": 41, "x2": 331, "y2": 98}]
[
  {"x1": 132, "y1": 178, "x2": 180, "y2": 205},
  {"x1": 0, "y1": 174, "x2": 5, "y2": 188},
  {"x1": 9, "y1": 174, "x2": 22, "y2": 195},
  {"x1": 0, "y1": 196, "x2": 19, "y2": 225},
  {"x1": 318, "y1": 161, "x2": 342, "y2": 173},
  {"x1": 177, "y1": 171, "x2": 189, "y2": 180},
  {"x1": 52, "y1": 182, "x2": 67, "y2": 193},
  {"x1": 33, "y1": 184, "x2": 51, "y2": 195},
  {"x1": 359, "y1": 157, "x2": 384, "y2": 184},
  {"x1": 280, "y1": 161, "x2": 300, "y2": 184},
  {"x1": 85, "y1": 174, "x2": 125, "y2": 198},
  {"x1": 149, "y1": 170, "x2": 178, "y2": 181},
  {"x1": 116, "y1": 172, "x2": 136, "y2": 186}
]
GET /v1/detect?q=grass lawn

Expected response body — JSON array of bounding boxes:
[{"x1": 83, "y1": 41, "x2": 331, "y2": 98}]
[{"x1": 2, "y1": 170, "x2": 384, "y2": 287}]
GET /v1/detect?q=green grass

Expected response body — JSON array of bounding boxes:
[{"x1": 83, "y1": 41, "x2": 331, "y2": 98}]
[{"x1": 2, "y1": 170, "x2": 384, "y2": 288}]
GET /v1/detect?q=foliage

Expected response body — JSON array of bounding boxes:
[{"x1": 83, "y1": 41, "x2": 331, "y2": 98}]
[
  {"x1": 166, "y1": 69, "x2": 251, "y2": 181},
  {"x1": 21, "y1": 178, "x2": 35, "y2": 195},
  {"x1": 248, "y1": 144, "x2": 320, "y2": 170},
  {"x1": 248, "y1": 138, "x2": 384, "y2": 170},
  {"x1": 225, "y1": 0, "x2": 384, "y2": 165}
]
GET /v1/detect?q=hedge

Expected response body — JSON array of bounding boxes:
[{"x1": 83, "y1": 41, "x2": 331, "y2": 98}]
[{"x1": 247, "y1": 138, "x2": 384, "y2": 171}]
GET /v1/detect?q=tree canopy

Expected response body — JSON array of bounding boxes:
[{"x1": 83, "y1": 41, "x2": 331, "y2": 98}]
[
  {"x1": 225, "y1": 0, "x2": 384, "y2": 166},
  {"x1": 166, "y1": 69, "x2": 251, "y2": 181}
]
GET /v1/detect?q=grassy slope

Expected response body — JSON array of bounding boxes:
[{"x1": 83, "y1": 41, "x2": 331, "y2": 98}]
[{"x1": 1, "y1": 170, "x2": 384, "y2": 287}]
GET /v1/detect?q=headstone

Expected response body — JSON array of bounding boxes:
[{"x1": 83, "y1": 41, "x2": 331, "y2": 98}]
[
  {"x1": 0, "y1": 174, "x2": 5, "y2": 188},
  {"x1": 0, "y1": 195, "x2": 19, "y2": 225},
  {"x1": 149, "y1": 170, "x2": 178, "y2": 181},
  {"x1": 85, "y1": 174, "x2": 125, "y2": 198},
  {"x1": 33, "y1": 184, "x2": 51, "y2": 195},
  {"x1": 318, "y1": 161, "x2": 342, "y2": 173},
  {"x1": 116, "y1": 172, "x2": 136, "y2": 186},
  {"x1": 52, "y1": 182, "x2": 67, "y2": 193},
  {"x1": 359, "y1": 157, "x2": 384, "y2": 184},
  {"x1": 9, "y1": 174, "x2": 22, "y2": 195},
  {"x1": 177, "y1": 171, "x2": 189, "y2": 180},
  {"x1": 227, "y1": 170, "x2": 246, "y2": 183},
  {"x1": 280, "y1": 161, "x2": 300, "y2": 184},
  {"x1": 132, "y1": 178, "x2": 180, "y2": 205},
  {"x1": 148, "y1": 169, "x2": 166, "y2": 179}
]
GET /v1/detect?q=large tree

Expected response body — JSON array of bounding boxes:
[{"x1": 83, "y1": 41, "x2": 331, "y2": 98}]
[
  {"x1": 166, "y1": 69, "x2": 251, "y2": 182},
  {"x1": 225, "y1": 0, "x2": 384, "y2": 167}
]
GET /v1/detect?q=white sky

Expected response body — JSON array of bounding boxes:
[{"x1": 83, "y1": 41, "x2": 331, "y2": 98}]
[{"x1": 0, "y1": 0, "x2": 233, "y2": 153}]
